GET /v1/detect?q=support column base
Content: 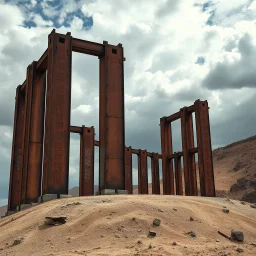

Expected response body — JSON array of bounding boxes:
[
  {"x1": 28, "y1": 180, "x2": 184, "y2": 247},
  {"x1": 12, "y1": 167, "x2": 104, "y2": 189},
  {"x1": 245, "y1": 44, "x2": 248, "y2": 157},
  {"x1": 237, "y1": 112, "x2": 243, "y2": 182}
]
[
  {"x1": 38, "y1": 194, "x2": 58, "y2": 203},
  {"x1": 97, "y1": 189, "x2": 129, "y2": 195}
]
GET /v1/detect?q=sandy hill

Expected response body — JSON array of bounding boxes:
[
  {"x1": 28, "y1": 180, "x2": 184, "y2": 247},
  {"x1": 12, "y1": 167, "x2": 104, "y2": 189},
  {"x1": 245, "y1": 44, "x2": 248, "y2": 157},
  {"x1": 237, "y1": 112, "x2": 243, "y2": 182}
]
[{"x1": 0, "y1": 195, "x2": 255, "y2": 256}]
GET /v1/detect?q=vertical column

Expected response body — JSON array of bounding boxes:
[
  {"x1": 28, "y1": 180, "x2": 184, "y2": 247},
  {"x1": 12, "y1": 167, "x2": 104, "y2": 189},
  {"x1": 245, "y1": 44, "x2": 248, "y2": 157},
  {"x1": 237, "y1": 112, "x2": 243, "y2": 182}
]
[
  {"x1": 151, "y1": 153, "x2": 160, "y2": 195},
  {"x1": 8, "y1": 85, "x2": 25, "y2": 211},
  {"x1": 43, "y1": 30, "x2": 72, "y2": 195},
  {"x1": 195, "y1": 100, "x2": 215, "y2": 197},
  {"x1": 99, "y1": 41, "x2": 125, "y2": 191},
  {"x1": 180, "y1": 107, "x2": 197, "y2": 196},
  {"x1": 79, "y1": 126, "x2": 95, "y2": 196},
  {"x1": 160, "y1": 118, "x2": 174, "y2": 195},
  {"x1": 174, "y1": 154, "x2": 183, "y2": 195},
  {"x1": 124, "y1": 147, "x2": 133, "y2": 194},
  {"x1": 22, "y1": 63, "x2": 46, "y2": 204},
  {"x1": 138, "y1": 150, "x2": 148, "y2": 194}
]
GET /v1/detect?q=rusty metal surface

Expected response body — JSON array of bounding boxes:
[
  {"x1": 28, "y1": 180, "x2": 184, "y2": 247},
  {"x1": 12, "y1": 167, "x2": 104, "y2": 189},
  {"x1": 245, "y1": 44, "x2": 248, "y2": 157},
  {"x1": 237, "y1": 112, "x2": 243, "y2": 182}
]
[
  {"x1": 21, "y1": 63, "x2": 35, "y2": 204},
  {"x1": 26, "y1": 66, "x2": 46, "y2": 203},
  {"x1": 174, "y1": 154, "x2": 183, "y2": 195},
  {"x1": 80, "y1": 126, "x2": 94, "y2": 196},
  {"x1": 195, "y1": 100, "x2": 215, "y2": 197},
  {"x1": 124, "y1": 147, "x2": 133, "y2": 194},
  {"x1": 151, "y1": 153, "x2": 160, "y2": 195},
  {"x1": 8, "y1": 86, "x2": 25, "y2": 211},
  {"x1": 138, "y1": 150, "x2": 148, "y2": 194},
  {"x1": 99, "y1": 42, "x2": 125, "y2": 191},
  {"x1": 72, "y1": 38, "x2": 104, "y2": 56},
  {"x1": 160, "y1": 118, "x2": 174, "y2": 195},
  {"x1": 43, "y1": 30, "x2": 72, "y2": 195},
  {"x1": 20, "y1": 80, "x2": 26, "y2": 93},
  {"x1": 180, "y1": 107, "x2": 198, "y2": 196}
]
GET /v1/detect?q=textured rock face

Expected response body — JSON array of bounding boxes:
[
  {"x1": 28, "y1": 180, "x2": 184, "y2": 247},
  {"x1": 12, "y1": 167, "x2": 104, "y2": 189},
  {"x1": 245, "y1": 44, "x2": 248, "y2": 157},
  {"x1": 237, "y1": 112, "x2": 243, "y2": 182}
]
[
  {"x1": 230, "y1": 178, "x2": 256, "y2": 192},
  {"x1": 231, "y1": 230, "x2": 244, "y2": 242}
]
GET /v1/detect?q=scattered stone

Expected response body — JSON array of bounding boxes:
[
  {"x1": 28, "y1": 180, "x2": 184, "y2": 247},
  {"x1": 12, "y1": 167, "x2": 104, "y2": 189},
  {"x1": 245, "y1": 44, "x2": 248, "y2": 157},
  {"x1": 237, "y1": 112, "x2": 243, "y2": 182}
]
[
  {"x1": 158, "y1": 209, "x2": 163, "y2": 212},
  {"x1": 216, "y1": 239, "x2": 220, "y2": 242},
  {"x1": 186, "y1": 231, "x2": 196, "y2": 238},
  {"x1": 148, "y1": 231, "x2": 157, "y2": 237},
  {"x1": 190, "y1": 216, "x2": 194, "y2": 221},
  {"x1": 132, "y1": 217, "x2": 136, "y2": 221},
  {"x1": 45, "y1": 216, "x2": 67, "y2": 225},
  {"x1": 250, "y1": 243, "x2": 256, "y2": 247},
  {"x1": 240, "y1": 201, "x2": 246, "y2": 205},
  {"x1": 148, "y1": 244, "x2": 152, "y2": 249},
  {"x1": 66, "y1": 202, "x2": 81, "y2": 206},
  {"x1": 153, "y1": 218, "x2": 161, "y2": 226},
  {"x1": 115, "y1": 234, "x2": 120, "y2": 238},
  {"x1": 223, "y1": 209, "x2": 230, "y2": 213},
  {"x1": 231, "y1": 230, "x2": 244, "y2": 242},
  {"x1": 250, "y1": 204, "x2": 256, "y2": 209},
  {"x1": 223, "y1": 206, "x2": 227, "y2": 208},
  {"x1": 12, "y1": 237, "x2": 24, "y2": 246},
  {"x1": 173, "y1": 208, "x2": 177, "y2": 211},
  {"x1": 172, "y1": 242, "x2": 177, "y2": 246},
  {"x1": 236, "y1": 248, "x2": 244, "y2": 253},
  {"x1": 137, "y1": 240, "x2": 142, "y2": 244},
  {"x1": 138, "y1": 229, "x2": 141, "y2": 232}
]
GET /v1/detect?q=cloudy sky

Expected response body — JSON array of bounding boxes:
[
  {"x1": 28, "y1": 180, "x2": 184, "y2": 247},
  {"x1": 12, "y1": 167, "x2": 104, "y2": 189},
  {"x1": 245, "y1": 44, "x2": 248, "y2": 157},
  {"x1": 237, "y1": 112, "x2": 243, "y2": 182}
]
[{"x1": 0, "y1": 0, "x2": 256, "y2": 206}]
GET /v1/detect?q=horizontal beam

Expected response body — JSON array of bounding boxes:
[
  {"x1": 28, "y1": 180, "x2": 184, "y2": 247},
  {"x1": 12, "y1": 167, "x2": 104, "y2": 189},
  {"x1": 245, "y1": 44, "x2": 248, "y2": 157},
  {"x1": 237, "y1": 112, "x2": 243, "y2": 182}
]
[
  {"x1": 36, "y1": 49, "x2": 48, "y2": 71},
  {"x1": 131, "y1": 148, "x2": 162, "y2": 158},
  {"x1": 72, "y1": 38, "x2": 104, "y2": 56},
  {"x1": 165, "y1": 105, "x2": 195, "y2": 123},
  {"x1": 168, "y1": 147, "x2": 198, "y2": 159},
  {"x1": 70, "y1": 125, "x2": 82, "y2": 134}
]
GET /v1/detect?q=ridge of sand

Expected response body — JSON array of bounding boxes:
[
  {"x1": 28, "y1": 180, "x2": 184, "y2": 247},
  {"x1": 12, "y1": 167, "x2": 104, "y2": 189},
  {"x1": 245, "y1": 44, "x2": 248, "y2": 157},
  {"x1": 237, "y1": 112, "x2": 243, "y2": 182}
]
[{"x1": 0, "y1": 195, "x2": 255, "y2": 256}]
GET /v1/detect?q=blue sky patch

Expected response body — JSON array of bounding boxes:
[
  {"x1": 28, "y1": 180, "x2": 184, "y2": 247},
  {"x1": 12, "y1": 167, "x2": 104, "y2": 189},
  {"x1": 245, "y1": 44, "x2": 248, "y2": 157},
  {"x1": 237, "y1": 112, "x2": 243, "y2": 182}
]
[{"x1": 196, "y1": 56, "x2": 205, "y2": 65}]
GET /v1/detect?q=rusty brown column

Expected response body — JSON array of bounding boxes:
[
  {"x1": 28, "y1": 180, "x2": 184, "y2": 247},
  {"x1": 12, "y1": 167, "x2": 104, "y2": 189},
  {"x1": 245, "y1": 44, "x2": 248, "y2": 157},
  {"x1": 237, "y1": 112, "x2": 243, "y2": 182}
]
[
  {"x1": 43, "y1": 30, "x2": 72, "y2": 195},
  {"x1": 8, "y1": 85, "x2": 26, "y2": 211},
  {"x1": 180, "y1": 107, "x2": 197, "y2": 196},
  {"x1": 195, "y1": 100, "x2": 215, "y2": 197},
  {"x1": 174, "y1": 153, "x2": 183, "y2": 195},
  {"x1": 124, "y1": 147, "x2": 133, "y2": 194},
  {"x1": 138, "y1": 150, "x2": 148, "y2": 194},
  {"x1": 99, "y1": 41, "x2": 125, "y2": 192},
  {"x1": 160, "y1": 117, "x2": 174, "y2": 195},
  {"x1": 20, "y1": 62, "x2": 46, "y2": 204},
  {"x1": 79, "y1": 126, "x2": 95, "y2": 196},
  {"x1": 151, "y1": 153, "x2": 160, "y2": 195}
]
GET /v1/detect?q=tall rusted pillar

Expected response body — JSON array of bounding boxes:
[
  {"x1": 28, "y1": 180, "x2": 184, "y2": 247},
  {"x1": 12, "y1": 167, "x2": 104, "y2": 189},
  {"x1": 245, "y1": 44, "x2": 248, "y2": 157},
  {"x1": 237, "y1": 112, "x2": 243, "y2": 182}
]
[
  {"x1": 180, "y1": 107, "x2": 197, "y2": 196},
  {"x1": 138, "y1": 150, "x2": 148, "y2": 194},
  {"x1": 8, "y1": 85, "x2": 25, "y2": 211},
  {"x1": 99, "y1": 41, "x2": 125, "y2": 192},
  {"x1": 160, "y1": 118, "x2": 174, "y2": 195},
  {"x1": 124, "y1": 147, "x2": 133, "y2": 194},
  {"x1": 80, "y1": 126, "x2": 95, "y2": 196},
  {"x1": 43, "y1": 30, "x2": 72, "y2": 195},
  {"x1": 20, "y1": 62, "x2": 46, "y2": 204},
  {"x1": 195, "y1": 100, "x2": 215, "y2": 197},
  {"x1": 174, "y1": 154, "x2": 183, "y2": 195},
  {"x1": 151, "y1": 153, "x2": 160, "y2": 195}
]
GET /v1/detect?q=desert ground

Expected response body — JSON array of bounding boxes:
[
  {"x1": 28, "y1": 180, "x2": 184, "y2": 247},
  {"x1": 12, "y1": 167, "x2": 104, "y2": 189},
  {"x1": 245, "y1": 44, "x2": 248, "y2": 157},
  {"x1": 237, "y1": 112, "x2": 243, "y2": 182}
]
[{"x1": 0, "y1": 195, "x2": 255, "y2": 256}]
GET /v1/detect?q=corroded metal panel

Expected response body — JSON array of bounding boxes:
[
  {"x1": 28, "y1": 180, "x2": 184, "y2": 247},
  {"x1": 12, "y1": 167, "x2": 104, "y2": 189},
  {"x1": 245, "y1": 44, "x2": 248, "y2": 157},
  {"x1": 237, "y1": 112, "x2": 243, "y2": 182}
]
[
  {"x1": 26, "y1": 69, "x2": 46, "y2": 202},
  {"x1": 43, "y1": 30, "x2": 72, "y2": 195},
  {"x1": 160, "y1": 118, "x2": 174, "y2": 195},
  {"x1": 138, "y1": 150, "x2": 148, "y2": 194},
  {"x1": 99, "y1": 42, "x2": 125, "y2": 191},
  {"x1": 151, "y1": 153, "x2": 160, "y2": 195},
  {"x1": 195, "y1": 100, "x2": 215, "y2": 197},
  {"x1": 80, "y1": 126, "x2": 95, "y2": 196},
  {"x1": 124, "y1": 147, "x2": 133, "y2": 194},
  {"x1": 8, "y1": 85, "x2": 25, "y2": 211}
]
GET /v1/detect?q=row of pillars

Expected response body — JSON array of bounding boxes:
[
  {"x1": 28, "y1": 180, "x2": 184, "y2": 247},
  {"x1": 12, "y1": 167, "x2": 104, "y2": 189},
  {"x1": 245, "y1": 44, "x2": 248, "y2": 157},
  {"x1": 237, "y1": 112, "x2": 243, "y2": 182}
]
[
  {"x1": 8, "y1": 30, "x2": 125, "y2": 211},
  {"x1": 160, "y1": 100, "x2": 215, "y2": 197}
]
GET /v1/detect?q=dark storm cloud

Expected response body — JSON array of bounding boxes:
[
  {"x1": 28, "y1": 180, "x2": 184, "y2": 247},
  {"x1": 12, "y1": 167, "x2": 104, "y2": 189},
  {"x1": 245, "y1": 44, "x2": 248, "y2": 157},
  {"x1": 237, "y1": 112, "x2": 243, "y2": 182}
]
[{"x1": 202, "y1": 33, "x2": 256, "y2": 89}]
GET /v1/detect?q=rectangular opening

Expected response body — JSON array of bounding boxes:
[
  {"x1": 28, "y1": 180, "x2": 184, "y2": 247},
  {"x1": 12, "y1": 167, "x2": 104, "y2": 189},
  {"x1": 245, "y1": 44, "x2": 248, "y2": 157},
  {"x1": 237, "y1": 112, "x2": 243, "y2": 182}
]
[
  {"x1": 132, "y1": 153, "x2": 138, "y2": 194},
  {"x1": 147, "y1": 156, "x2": 152, "y2": 194},
  {"x1": 94, "y1": 146, "x2": 99, "y2": 194},
  {"x1": 159, "y1": 159, "x2": 163, "y2": 194},
  {"x1": 112, "y1": 48, "x2": 117, "y2": 54},
  {"x1": 192, "y1": 112, "x2": 197, "y2": 148},
  {"x1": 59, "y1": 37, "x2": 65, "y2": 43},
  {"x1": 68, "y1": 133, "x2": 80, "y2": 196},
  {"x1": 171, "y1": 119, "x2": 183, "y2": 153}
]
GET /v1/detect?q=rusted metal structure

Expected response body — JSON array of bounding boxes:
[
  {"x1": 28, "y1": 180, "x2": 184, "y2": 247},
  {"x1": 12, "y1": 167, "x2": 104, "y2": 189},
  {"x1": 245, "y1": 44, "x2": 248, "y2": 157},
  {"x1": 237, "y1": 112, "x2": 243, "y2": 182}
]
[{"x1": 7, "y1": 29, "x2": 215, "y2": 213}]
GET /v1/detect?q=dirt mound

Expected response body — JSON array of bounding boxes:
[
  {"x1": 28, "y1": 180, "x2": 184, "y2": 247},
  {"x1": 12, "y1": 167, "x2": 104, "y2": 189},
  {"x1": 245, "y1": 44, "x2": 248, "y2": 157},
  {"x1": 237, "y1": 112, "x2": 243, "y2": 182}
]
[{"x1": 0, "y1": 196, "x2": 255, "y2": 256}]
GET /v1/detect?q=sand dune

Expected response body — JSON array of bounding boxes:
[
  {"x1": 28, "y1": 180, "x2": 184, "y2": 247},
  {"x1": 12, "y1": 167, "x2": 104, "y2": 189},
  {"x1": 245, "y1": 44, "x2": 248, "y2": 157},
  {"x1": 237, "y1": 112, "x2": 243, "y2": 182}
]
[{"x1": 0, "y1": 195, "x2": 255, "y2": 256}]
